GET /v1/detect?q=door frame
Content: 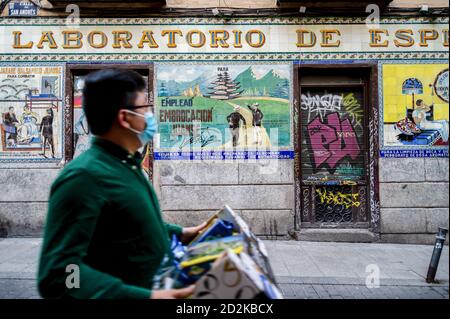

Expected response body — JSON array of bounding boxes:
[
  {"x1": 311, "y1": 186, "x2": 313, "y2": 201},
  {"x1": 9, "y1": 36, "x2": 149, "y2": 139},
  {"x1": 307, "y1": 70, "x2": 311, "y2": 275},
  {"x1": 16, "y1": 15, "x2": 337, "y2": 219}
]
[
  {"x1": 64, "y1": 63, "x2": 154, "y2": 179},
  {"x1": 293, "y1": 62, "x2": 381, "y2": 233}
]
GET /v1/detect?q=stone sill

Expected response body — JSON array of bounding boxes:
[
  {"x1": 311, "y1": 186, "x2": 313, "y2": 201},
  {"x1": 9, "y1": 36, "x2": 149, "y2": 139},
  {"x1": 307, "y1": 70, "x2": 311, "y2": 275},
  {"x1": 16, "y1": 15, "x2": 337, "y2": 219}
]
[{"x1": 290, "y1": 229, "x2": 379, "y2": 243}]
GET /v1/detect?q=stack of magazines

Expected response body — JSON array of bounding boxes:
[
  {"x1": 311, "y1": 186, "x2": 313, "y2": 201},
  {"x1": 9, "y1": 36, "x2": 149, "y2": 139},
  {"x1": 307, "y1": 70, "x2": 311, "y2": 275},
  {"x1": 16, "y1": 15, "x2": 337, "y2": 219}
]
[{"x1": 154, "y1": 205, "x2": 283, "y2": 299}]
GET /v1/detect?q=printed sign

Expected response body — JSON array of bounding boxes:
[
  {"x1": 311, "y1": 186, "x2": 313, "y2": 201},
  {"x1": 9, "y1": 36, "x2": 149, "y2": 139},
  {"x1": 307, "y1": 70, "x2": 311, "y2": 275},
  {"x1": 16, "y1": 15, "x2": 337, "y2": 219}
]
[
  {"x1": 3, "y1": 19, "x2": 448, "y2": 55},
  {"x1": 8, "y1": 1, "x2": 38, "y2": 17}
]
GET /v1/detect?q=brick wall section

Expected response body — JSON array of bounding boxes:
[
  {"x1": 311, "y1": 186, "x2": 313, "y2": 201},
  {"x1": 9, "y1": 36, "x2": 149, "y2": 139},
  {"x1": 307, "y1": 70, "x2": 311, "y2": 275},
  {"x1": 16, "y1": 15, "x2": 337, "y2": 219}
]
[
  {"x1": 0, "y1": 160, "x2": 296, "y2": 238},
  {"x1": 155, "y1": 160, "x2": 295, "y2": 238},
  {"x1": 1, "y1": 158, "x2": 449, "y2": 244},
  {"x1": 379, "y1": 158, "x2": 449, "y2": 244},
  {"x1": 0, "y1": 168, "x2": 59, "y2": 237}
]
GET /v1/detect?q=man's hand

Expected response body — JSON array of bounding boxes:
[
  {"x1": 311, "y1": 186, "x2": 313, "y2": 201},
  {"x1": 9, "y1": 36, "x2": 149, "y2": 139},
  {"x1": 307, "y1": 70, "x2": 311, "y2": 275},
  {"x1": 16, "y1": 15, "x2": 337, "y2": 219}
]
[
  {"x1": 180, "y1": 222, "x2": 208, "y2": 244},
  {"x1": 151, "y1": 285, "x2": 195, "y2": 299}
]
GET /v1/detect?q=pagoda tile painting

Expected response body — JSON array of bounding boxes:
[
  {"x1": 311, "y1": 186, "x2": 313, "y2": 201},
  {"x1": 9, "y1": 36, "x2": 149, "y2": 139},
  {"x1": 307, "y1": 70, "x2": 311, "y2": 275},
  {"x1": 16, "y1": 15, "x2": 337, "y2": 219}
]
[
  {"x1": 155, "y1": 63, "x2": 293, "y2": 160},
  {"x1": 208, "y1": 69, "x2": 244, "y2": 100}
]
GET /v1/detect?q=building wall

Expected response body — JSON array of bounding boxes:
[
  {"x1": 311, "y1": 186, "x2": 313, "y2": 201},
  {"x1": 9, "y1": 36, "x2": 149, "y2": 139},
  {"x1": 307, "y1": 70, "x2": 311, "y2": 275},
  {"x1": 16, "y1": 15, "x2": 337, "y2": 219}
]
[
  {"x1": 390, "y1": 0, "x2": 449, "y2": 8},
  {"x1": 0, "y1": 16, "x2": 448, "y2": 243},
  {"x1": 166, "y1": 0, "x2": 278, "y2": 8},
  {"x1": 157, "y1": 160, "x2": 295, "y2": 239},
  {"x1": 1, "y1": 0, "x2": 448, "y2": 17},
  {"x1": 2, "y1": 158, "x2": 448, "y2": 243},
  {"x1": 167, "y1": 0, "x2": 447, "y2": 9},
  {"x1": 379, "y1": 157, "x2": 449, "y2": 244},
  {"x1": 0, "y1": 165, "x2": 58, "y2": 237}
]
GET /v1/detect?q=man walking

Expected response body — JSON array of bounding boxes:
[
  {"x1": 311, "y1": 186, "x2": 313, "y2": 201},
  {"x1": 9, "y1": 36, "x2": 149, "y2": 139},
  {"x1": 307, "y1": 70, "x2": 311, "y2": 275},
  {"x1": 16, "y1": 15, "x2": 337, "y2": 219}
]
[{"x1": 38, "y1": 69, "x2": 205, "y2": 299}]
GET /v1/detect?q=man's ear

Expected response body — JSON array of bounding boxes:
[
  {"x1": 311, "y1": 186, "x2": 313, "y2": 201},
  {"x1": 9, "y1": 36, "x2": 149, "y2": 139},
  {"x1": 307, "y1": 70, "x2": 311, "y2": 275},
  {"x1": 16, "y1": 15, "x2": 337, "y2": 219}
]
[{"x1": 117, "y1": 110, "x2": 131, "y2": 130}]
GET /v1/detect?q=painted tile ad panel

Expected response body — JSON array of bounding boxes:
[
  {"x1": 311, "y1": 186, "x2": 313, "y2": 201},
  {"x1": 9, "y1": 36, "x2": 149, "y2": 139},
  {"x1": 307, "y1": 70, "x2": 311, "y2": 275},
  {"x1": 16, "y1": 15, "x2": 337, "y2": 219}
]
[
  {"x1": 381, "y1": 62, "x2": 449, "y2": 158},
  {"x1": 0, "y1": 63, "x2": 63, "y2": 161},
  {"x1": 154, "y1": 63, "x2": 293, "y2": 160}
]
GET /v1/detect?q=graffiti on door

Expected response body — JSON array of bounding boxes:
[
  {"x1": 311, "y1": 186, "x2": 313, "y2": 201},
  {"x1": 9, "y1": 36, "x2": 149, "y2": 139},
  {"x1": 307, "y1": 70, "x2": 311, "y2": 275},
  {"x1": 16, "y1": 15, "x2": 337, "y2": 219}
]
[
  {"x1": 315, "y1": 187, "x2": 361, "y2": 209},
  {"x1": 313, "y1": 185, "x2": 362, "y2": 223},
  {"x1": 301, "y1": 92, "x2": 364, "y2": 131},
  {"x1": 307, "y1": 112, "x2": 360, "y2": 170},
  {"x1": 301, "y1": 88, "x2": 366, "y2": 185}
]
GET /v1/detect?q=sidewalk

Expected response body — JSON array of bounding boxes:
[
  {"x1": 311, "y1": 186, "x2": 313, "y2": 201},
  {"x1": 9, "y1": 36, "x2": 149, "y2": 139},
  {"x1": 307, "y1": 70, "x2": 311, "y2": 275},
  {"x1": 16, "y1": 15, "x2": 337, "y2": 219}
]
[
  {"x1": 267, "y1": 241, "x2": 449, "y2": 299},
  {"x1": 0, "y1": 238, "x2": 448, "y2": 299}
]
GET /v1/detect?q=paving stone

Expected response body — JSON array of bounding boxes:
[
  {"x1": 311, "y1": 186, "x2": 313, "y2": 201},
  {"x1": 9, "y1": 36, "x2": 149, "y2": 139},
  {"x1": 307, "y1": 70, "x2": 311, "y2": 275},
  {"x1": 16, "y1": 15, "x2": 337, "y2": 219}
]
[{"x1": 312, "y1": 284, "x2": 331, "y2": 299}]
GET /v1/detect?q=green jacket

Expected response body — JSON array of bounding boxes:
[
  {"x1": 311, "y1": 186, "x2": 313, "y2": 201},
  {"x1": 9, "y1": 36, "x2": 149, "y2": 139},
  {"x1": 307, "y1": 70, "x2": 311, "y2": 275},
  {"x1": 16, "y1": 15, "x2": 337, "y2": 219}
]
[{"x1": 38, "y1": 137, "x2": 182, "y2": 299}]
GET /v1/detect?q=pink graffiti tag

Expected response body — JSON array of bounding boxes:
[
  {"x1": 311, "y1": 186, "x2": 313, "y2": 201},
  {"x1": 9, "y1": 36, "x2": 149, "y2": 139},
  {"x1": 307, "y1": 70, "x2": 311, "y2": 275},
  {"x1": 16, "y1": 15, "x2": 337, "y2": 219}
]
[{"x1": 307, "y1": 113, "x2": 361, "y2": 170}]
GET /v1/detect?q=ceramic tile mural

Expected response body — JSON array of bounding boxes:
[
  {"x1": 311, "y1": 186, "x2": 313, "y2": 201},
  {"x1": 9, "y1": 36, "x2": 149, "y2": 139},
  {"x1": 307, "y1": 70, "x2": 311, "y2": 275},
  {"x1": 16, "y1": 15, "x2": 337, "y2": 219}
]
[
  {"x1": 0, "y1": 63, "x2": 64, "y2": 162},
  {"x1": 154, "y1": 62, "x2": 293, "y2": 160},
  {"x1": 0, "y1": 17, "x2": 447, "y2": 162},
  {"x1": 380, "y1": 61, "x2": 449, "y2": 157}
]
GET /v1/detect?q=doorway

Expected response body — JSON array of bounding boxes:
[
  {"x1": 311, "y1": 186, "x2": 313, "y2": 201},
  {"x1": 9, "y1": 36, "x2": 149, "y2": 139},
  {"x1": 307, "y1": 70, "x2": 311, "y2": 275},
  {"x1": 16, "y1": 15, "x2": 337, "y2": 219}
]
[
  {"x1": 294, "y1": 64, "x2": 380, "y2": 231},
  {"x1": 64, "y1": 63, "x2": 154, "y2": 179}
]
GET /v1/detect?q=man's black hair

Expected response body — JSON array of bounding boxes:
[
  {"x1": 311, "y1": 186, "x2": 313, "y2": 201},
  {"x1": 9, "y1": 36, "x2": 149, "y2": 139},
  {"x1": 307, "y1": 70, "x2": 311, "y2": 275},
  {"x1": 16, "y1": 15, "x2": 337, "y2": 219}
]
[{"x1": 82, "y1": 68, "x2": 146, "y2": 135}]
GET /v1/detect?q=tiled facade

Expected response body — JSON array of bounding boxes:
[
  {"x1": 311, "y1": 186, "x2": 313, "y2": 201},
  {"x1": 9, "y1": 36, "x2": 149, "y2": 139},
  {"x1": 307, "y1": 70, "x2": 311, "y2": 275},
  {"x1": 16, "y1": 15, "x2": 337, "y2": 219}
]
[{"x1": 0, "y1": 16, "x2": 448, "y2": 243}]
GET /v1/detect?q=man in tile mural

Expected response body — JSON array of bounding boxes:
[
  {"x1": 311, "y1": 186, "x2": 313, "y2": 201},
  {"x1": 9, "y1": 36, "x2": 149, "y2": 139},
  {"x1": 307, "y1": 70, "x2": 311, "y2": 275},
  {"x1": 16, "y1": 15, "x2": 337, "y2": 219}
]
[
  {"x1": 40, "y1": 108, "x2": 55, "y2": 158},
  {"x1": 227, "y1": 105, "x2": 247, "y2": 147},
  {"x1": 247, "y1": 103, "x2": 264, "y2": 145},
  {"x1": 3, "y1": 106, "x2": 19, "y2": 146}
]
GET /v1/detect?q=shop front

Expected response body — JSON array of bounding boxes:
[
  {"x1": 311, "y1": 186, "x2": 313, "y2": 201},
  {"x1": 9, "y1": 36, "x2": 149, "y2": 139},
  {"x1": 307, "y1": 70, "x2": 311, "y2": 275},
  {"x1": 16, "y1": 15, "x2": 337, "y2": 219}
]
[{"x1": 0, "y1": 16, "x2": 448, "y2": 243}]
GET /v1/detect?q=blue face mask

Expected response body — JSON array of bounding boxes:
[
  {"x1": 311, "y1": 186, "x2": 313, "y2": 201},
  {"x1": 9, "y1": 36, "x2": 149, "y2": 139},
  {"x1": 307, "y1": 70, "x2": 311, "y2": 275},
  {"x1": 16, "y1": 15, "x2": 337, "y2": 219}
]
[{"x1": 125, "y1": 110, "x2": 158, "y2": 146}]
